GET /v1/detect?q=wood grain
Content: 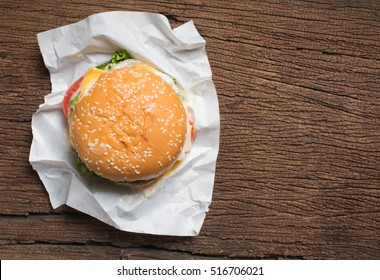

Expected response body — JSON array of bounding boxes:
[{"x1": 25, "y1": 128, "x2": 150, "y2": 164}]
[{"x1": 1, "y1": 0, "x2": 379, "y2": 259}]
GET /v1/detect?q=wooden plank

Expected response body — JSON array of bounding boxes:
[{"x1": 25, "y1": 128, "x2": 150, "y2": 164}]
[
  {"x1": 0, "y1": 214, "x2": 378, "y2": 259},
  {"x1": 0, "y1": 243, "x2": 240, "y2": 260},
  {"x1": 0, "y1": 0, "x2": 379, "y2": 259},
  {"x1": 0, "y1": 244, "x2": 121, "y2": 260}
]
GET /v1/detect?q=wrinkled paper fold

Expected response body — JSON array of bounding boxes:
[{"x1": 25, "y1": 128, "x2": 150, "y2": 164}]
[{"x1": 30, "y1": 11, "x2": 219, "y2": 236}]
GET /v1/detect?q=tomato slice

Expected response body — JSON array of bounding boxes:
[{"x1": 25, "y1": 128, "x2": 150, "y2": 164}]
[{"x1": 62, "y1": 76, "x2": 84, "y2": 118}]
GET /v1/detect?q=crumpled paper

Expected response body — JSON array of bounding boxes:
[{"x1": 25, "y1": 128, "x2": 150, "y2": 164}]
[{"x1": 30, "y1": 11, "x2": 220, "y2": 236}]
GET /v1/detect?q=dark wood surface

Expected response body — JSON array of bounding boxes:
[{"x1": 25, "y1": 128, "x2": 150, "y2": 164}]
[{"x1": 1, "y1": 0, "x2": 380, "y2": 260}]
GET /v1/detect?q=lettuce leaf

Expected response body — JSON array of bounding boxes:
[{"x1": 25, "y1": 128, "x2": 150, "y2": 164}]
[
  {"x1": 96, "y1": 63, "x2": 108, "y2": 70},
  {"x1": 70, "y1": 91, "x2": 81, "y2": 110},
  {"x1": 76, "y1": 156, "x2": 97, "y2": 177},
  {"x1": 96, "y1": 49, "x2": 133, "y2": 70},
  {"x1": 111, "y1": 49, "x2": 133, "y2": 63}
]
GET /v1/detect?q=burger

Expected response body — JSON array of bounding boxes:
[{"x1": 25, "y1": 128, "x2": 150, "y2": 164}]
[{"x1": 62, "y1": 50, "x2": 195, "y2": 186}]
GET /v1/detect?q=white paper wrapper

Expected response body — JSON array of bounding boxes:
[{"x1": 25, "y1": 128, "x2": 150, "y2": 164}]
[{"x1": 30, "y1": 11, "x2": 220, "y2": 236}]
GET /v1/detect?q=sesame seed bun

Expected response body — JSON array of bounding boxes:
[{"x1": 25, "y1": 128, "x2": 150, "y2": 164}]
[{"x1": 68, "y1": 64, "x2": 187, "y2": 182}]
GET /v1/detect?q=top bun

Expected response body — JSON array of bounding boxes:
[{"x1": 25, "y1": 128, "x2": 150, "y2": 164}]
[{"x1": 68, "y1": 64, "x2": 187, "y2": 182}]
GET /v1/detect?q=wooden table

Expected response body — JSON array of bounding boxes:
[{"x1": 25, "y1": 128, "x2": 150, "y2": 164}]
[{"x1": 1, "y1": 0, "x2": 379, "y2": 260}]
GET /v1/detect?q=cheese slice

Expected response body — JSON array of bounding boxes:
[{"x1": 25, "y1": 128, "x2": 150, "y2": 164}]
[{"x1": 80, "y1": 68, "x2": 105, "y2": 94}]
